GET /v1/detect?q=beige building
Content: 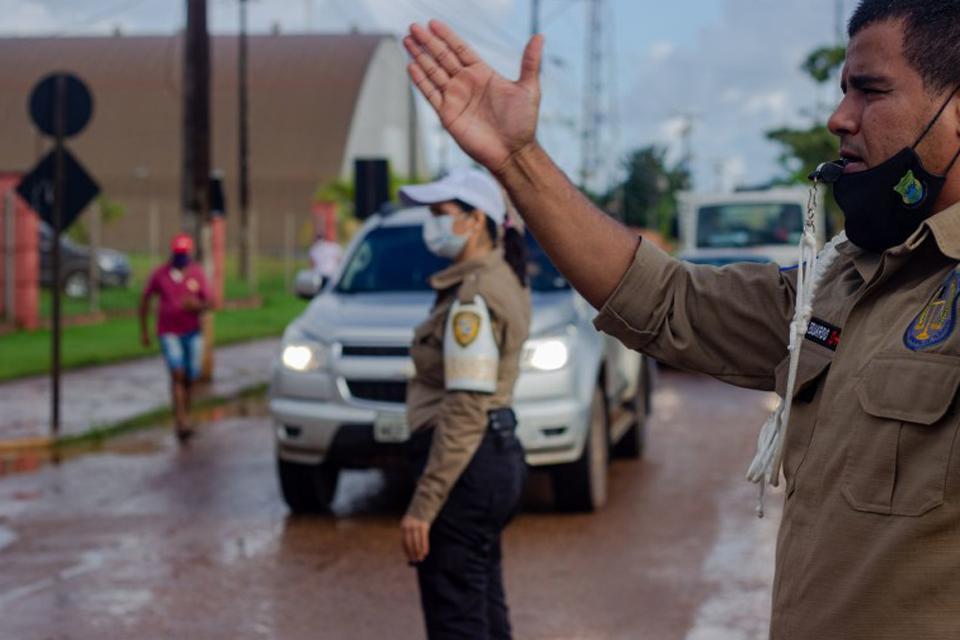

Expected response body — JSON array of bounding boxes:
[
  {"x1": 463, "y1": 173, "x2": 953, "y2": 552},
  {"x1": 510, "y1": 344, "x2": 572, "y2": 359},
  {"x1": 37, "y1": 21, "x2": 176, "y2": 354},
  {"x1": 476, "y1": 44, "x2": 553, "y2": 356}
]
[{"x1": 0, "y1": 32, "x2": 426, "y2": 253}]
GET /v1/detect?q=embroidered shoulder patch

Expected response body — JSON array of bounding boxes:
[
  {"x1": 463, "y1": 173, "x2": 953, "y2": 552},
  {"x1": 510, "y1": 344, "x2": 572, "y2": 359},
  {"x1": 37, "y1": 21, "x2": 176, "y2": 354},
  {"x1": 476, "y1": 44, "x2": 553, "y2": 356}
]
[
  {"x1": 904, "y1": 270, "x2": 960, "y2": 351},
  {"x1": 452, "y1": 311, "x2": 481, "y2": 347},
  {"x1": 894, "y1": 169, "x2": 925, "y2": 207},
  {"x1": 805, "y1": 317, "x2": 842, "y2": 351}
]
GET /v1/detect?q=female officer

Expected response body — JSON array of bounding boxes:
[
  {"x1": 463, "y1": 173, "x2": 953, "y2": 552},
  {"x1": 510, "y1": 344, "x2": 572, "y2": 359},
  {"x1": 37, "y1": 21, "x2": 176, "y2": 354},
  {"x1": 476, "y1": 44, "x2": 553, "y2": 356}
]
[{"x1": 399, "y1": 168, "x2": 531, "y2": 640}]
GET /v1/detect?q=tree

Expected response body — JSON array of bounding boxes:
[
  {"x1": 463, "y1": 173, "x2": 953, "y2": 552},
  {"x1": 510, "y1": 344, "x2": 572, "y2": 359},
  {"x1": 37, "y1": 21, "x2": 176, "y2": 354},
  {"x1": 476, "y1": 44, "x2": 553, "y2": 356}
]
[
  {"x1": 598, "y1": 145, "x2": 690, "y2": 238},
  {"x1": 765, "y1": 44, "x2": 846, "y2": 231}
]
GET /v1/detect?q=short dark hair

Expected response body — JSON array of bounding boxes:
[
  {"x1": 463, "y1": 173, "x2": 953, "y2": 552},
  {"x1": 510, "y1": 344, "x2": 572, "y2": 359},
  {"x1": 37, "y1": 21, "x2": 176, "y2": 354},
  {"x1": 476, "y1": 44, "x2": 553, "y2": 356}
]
[{"x1": 849, "y1": 1, "x2": 960, "y2": 93}]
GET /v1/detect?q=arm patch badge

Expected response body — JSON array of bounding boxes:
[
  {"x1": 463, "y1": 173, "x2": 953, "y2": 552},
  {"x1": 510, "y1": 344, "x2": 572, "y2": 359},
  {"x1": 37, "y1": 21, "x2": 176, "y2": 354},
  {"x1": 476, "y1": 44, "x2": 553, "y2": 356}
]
[
  {"x1": 444, "y1": 295, "x2": 499, "y2": 393},
  {"x1": 904, "y1": 269, "x2": 960, "y2": 351},
  {"x1": 453, "y1": 311, "x2": 481, "y2": 347}
]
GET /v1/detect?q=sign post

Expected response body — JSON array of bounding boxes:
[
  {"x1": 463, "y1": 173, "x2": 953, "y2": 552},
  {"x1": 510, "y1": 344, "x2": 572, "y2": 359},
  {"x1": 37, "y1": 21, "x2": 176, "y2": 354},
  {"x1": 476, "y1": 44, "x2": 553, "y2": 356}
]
[{"x1": 18, "y1": 72, "x2": 98, "y2": 438}]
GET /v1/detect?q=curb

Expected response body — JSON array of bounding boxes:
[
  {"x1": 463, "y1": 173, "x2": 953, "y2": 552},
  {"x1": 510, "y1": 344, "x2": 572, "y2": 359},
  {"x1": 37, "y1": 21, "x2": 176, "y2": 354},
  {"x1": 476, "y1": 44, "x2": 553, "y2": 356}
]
[
  {"x1": 0, "y1": 383, "x2": 269, "y2": 452},
  {"x1": 0, "y1": 437, "x2": 53, "y2": 453}
]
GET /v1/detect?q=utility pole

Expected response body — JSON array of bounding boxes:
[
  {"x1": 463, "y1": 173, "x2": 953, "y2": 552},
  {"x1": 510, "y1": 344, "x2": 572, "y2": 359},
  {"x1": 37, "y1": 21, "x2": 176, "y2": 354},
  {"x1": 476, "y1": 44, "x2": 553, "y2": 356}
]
[
  {"x1": 182, "y1": 0, "x2": 211, "y2": 251},
  {"x1": 835, "y1": 0, "x2": 846, "y2": 46},
  {"x1": 238, "y1": 0, "x2": 251, "y2": 282},
  {"x1": 183, "y1": 0, "x2": 215, "y2": 380},
  {"x1": 679, "y1": 112, "x2": 696, "y2": 182},
  {"x1": 530, "y1": 0, "x2": 541, "y2": 36},
  {"x1": 580, "y1": 0, "x2": 604, "y2": 192}
]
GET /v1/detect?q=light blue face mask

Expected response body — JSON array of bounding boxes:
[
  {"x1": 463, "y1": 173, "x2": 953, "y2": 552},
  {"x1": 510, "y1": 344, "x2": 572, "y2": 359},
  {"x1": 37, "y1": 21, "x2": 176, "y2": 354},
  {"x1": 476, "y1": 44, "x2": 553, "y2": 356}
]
[{"x1": 423, "y1": 214, "x2": 469, "y2": 259}]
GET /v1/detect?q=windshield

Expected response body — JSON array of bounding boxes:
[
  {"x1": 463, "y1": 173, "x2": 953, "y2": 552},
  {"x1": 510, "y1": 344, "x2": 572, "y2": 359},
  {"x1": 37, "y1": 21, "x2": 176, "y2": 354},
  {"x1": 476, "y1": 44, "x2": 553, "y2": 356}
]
[
  {"x1": 337, "y1": 226, "x2": 447, "y2": 293},
  {"x1": 526, "y1": 233, "x2": 569, "y2": 292},
  {"x1": 697, "y1": 202, "x2": 803, "y2": 249},
  {"x1": 336, "y1": 223, "x2": 571, "y2": 294}
]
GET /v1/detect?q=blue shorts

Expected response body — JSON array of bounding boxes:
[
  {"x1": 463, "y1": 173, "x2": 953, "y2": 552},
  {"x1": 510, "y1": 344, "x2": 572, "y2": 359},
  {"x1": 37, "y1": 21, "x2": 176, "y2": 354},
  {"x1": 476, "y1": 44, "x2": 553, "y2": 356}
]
[{"x1": 159, "y1": 331, "x2": 203, "y2": 382}]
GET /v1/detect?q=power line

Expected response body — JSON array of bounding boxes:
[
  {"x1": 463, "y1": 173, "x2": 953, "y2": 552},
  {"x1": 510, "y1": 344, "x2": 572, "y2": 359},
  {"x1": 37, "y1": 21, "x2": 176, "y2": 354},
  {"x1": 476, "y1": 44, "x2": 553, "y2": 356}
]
[{"x1": 51, "y1": 0, "x2": 156, "y2": 35}]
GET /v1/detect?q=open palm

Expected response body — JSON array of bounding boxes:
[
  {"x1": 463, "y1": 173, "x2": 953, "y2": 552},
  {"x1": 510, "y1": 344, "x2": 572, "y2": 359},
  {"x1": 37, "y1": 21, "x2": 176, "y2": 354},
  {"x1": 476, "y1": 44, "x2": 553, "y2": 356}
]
[{"x1": 405, "y1": 21, "x2": 544, "y2": 172}]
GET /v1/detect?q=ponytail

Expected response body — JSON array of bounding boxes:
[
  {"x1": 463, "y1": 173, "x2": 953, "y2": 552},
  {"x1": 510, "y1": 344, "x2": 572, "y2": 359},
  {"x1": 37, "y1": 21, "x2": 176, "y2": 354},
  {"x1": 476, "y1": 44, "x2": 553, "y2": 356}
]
[
  {"x1": 484, "y1": 214, "x2": 527, "y2": 287},
  {"x1": 503, "y1": 226, "x2": 528, "y2": 287}
]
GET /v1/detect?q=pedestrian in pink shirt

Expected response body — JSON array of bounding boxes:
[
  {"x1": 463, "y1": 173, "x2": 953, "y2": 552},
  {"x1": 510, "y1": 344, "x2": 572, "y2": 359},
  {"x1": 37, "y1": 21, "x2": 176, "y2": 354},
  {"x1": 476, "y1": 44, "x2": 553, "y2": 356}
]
[{"x1": 139, "y1": 233, "x2": 210, "y2": 442}]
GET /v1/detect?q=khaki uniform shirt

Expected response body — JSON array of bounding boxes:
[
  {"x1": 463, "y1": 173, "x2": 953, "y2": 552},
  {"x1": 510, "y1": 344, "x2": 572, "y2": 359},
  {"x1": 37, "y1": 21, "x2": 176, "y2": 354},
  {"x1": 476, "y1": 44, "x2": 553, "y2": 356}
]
[
  {"x1": 406, "y1": 251, "x2": 531, "y2": 523},
  {"x1": 594, "y1": 201, "x2": 960, "y2": 639}
]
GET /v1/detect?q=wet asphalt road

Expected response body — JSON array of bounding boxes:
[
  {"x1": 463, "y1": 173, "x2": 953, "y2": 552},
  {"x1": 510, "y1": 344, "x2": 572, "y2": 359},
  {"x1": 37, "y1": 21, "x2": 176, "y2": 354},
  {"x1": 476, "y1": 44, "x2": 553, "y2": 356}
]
[{"x1": 0, "y1": 370, "x2": 783, "y2": 640}]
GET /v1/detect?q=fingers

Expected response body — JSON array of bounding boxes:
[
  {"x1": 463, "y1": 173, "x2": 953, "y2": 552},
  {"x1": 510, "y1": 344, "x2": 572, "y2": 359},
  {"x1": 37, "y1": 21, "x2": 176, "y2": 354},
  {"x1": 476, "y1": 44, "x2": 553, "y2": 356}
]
[
  {"x1": 402, "y1": 526, "x2": 416, "y2": 563},
  {"x1": 410, "y1": 22, "x2": 462, "y2": 77},
  {"x1": 428, "y1": 20, "x2": 481, "y2": 67},
  {"x1": 419, "y1": 528, "x2": 430, "y2": 561},
  {"x1": 519, "y1": 34, "x2": 544, "y2": 90},
  {"x1": 403, "y1": 35, "x2": 451, "y2": 89},
  {"x1": 400, "y1": 518, "x2": 431, "y2": 564},
  {"x1": 407, "y1": 62, "x2": 442, "y2": 112}
]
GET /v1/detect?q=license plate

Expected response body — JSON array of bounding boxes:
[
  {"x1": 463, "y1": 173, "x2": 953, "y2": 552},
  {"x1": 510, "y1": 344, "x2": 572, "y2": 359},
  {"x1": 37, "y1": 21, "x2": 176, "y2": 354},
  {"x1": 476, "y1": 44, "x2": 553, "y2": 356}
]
[{"x1": 374, "y1": 413, "x2": 409, "y2": 443}]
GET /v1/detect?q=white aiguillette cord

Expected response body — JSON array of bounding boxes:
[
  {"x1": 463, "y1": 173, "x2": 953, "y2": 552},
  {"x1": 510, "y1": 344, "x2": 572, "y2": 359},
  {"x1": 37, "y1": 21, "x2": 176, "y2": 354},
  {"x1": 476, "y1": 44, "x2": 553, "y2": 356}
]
[{"x1": 746, "y1": 163, "x2": 846, "y2": 518}]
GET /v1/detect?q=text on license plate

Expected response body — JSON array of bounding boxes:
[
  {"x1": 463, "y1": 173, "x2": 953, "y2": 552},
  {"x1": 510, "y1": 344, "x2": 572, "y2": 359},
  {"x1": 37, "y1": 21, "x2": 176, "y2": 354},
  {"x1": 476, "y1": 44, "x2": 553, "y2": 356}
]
[{"x1": 374, "y1": 413, "x2": 409, "y2": 443}]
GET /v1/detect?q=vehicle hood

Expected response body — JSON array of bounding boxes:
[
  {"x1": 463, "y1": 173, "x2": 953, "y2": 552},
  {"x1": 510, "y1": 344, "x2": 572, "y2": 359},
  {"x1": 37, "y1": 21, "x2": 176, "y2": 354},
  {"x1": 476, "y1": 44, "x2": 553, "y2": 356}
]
[{"x1": 286, "y1": 289, "x2": 585, "y2": 345}]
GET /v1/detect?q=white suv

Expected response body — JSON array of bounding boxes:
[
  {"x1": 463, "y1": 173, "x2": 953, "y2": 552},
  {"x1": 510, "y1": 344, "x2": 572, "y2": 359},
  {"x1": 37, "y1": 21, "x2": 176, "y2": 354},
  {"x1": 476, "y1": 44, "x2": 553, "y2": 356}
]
[{"x1": 269, "y1": 207, "x2": 653, "y2": 513}]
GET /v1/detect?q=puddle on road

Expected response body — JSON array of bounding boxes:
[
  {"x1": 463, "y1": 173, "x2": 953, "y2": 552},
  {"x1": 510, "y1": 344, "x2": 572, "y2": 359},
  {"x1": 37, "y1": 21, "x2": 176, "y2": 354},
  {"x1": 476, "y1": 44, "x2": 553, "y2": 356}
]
[
  {"x1": 0, "y1": 394, "x2": 268, "y2": 479},
  {"x1": 0, "y1": 525, "x2": 17, "y2": 551}
]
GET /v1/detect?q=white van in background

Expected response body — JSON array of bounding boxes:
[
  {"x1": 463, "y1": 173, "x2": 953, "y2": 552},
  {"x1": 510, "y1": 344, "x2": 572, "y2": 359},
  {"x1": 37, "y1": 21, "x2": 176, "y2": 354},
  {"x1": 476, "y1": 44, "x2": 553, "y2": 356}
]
[{"x1": 676, "y1": 187, "x2": 826, "y2": 267}]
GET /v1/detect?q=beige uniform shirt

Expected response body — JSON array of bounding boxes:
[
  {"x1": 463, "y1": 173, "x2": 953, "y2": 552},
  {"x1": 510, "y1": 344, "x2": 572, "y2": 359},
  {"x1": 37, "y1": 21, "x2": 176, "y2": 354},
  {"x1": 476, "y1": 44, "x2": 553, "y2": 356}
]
[
  {"x1": 594, "y1": 201, "x2": 960, "y2": 639},
  {"x1": 406, "y1": 251, "x2": 531, "y2": 523}
]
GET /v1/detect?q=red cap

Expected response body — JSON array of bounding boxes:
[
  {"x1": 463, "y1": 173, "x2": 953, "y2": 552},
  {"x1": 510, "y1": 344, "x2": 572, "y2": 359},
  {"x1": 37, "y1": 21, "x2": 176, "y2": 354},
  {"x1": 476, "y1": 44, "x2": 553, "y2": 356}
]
[{"x1": 171, "y1": 233, "x2": 194, "y2": 255}]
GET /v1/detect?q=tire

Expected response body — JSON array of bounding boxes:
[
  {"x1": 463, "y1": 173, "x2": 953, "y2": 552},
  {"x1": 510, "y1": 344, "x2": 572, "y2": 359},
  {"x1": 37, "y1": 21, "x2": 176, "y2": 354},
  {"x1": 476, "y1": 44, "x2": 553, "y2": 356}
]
[
  {"x1": 277, "y1": 457, "x2": 339, "y2": 514},
  {"x1": 612, "y1": 362, "x2": 650, "y2": 459},
  {"x1": 552, "y1": 385, "x2": 609, "y2": 512},
  {"x1": 63, "y1": 270, "x2": 90, "y2": 298}
]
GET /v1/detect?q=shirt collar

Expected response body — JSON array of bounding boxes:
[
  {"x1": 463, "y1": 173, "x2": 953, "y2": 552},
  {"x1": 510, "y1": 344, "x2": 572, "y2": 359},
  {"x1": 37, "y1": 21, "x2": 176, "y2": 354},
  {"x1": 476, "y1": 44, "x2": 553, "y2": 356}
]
[
  {"x1": 921, "y1": 200, "x2": 960, "y2": 261},
  {"x1": 835, "y1": 199, "x2": 960, "y2": 282},
  {"x1": 429, "y1": 250, "x2": 501, "y2": 291}
]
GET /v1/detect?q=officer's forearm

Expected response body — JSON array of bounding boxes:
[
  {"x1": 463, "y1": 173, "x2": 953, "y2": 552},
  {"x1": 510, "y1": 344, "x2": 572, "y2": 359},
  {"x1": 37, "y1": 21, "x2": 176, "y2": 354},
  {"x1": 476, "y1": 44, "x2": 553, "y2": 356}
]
[
  {"x1": 407, "y1": 392, "x2": 487, "y2": 524},
  {"x1": 494, "y1": 143, "x2": 639, "y2": 309}
]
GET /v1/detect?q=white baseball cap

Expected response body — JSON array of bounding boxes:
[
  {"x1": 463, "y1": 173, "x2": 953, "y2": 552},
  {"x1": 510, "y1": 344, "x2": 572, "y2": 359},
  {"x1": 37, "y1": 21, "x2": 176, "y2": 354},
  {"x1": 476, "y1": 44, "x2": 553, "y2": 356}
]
[{"x1": 399, "y1": 168, "x2": 506, "y2": 225}]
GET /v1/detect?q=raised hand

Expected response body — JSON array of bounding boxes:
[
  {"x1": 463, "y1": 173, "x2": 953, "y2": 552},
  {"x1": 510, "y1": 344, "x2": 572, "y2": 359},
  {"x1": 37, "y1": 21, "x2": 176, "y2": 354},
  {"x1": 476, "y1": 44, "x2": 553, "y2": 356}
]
[{"x1": 405, "y1": 21, "x2": 544, "y2": 173}]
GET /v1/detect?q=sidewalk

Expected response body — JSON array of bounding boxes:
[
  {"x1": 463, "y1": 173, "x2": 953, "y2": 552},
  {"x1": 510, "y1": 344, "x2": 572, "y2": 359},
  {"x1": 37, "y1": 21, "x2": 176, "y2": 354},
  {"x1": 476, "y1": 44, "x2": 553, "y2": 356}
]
[{"x1": 0, "y1": 338, "x2": 279, "y2": 444}]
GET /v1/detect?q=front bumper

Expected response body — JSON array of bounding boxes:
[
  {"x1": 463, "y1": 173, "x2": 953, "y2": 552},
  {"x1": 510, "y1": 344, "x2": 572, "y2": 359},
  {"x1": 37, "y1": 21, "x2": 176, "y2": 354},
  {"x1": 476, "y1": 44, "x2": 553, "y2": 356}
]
[{"x1": 270, "y1": 393, "x2": 588, "y2": 468}]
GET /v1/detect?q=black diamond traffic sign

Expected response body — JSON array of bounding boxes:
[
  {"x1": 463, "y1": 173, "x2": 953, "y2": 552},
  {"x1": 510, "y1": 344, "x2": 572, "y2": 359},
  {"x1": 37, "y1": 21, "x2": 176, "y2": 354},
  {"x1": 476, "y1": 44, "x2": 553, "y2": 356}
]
[{"x1": 16, "y1": 147, "x2": 100, "y2": 231}]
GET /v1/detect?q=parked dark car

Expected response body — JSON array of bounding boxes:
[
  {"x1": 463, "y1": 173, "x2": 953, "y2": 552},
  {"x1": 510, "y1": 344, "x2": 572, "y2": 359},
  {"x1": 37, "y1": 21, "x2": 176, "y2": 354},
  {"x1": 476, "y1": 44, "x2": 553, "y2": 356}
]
[{"x1": 38, "y1": 222, "x2": 131, "y2": 298}]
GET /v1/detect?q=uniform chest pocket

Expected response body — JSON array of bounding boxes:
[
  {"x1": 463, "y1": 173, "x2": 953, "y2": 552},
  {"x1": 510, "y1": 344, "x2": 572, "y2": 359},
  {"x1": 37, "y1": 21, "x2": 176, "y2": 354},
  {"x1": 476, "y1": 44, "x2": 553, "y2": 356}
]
[{"x1": 842, "y1": 353, "x2": 960, "y2": 516}]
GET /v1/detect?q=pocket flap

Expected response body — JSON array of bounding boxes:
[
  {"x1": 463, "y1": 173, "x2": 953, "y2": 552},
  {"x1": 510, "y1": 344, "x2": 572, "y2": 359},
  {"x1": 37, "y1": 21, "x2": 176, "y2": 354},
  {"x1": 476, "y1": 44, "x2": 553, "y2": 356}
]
[
  {"x1": 856, "y1": 353, "x2": 960, "y2": 425},
  {"x1": 774, "y1": 347, "x2": 833, "y2": 399}
]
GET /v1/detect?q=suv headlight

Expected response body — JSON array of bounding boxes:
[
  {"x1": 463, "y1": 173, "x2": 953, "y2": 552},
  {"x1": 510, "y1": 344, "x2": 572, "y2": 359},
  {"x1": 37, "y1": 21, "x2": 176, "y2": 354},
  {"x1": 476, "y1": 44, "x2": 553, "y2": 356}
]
[
  {"x1": 281, "y1": 341, "x2": 327, "y2": 372},
  {"x1": 521, "y1": 337, "x2": 570, "y2": 372}
]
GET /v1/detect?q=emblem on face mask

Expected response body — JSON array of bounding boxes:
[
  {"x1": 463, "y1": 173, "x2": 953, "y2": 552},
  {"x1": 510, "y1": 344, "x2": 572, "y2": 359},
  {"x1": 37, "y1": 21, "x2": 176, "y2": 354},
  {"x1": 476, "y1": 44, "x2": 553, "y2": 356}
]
[
  {"x1": 904, "y1": 269, "x2": 960, "y2": 351},
  {"x1": 894, "y1": 169, "x2": 926, "y2": 207},
  {"x1": 453, "y1": 311, "x2": 481, "y2": 347}
]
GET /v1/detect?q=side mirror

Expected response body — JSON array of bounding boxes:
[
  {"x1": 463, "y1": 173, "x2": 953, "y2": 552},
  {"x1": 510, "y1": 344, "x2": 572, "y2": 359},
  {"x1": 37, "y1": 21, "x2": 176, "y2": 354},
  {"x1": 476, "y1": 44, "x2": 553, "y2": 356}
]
[{"x1": 294, "y1": 270, "x2": 327, "y2": 300}]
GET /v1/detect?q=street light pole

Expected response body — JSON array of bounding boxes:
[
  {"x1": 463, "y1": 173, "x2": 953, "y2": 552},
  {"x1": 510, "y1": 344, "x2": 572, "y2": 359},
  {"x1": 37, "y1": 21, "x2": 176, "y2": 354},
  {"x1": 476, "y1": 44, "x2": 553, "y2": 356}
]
[{"x1": 531, "y1": 0, "x2": 541, "y2": 36}]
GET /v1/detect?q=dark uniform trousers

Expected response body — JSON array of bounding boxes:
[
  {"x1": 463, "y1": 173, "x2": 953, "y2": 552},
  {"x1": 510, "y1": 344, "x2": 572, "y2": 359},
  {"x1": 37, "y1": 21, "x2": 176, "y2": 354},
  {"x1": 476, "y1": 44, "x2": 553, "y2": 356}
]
[{"x1": 409, "y1": 410, "x2": 527, "y2": 640}]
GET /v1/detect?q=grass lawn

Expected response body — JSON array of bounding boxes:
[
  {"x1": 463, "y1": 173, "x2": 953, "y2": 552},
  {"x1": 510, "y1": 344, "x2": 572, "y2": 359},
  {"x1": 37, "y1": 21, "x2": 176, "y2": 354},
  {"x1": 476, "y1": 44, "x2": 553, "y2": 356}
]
[{"x1": 1, "y1": 254, "x2": 308, "y2": 381}]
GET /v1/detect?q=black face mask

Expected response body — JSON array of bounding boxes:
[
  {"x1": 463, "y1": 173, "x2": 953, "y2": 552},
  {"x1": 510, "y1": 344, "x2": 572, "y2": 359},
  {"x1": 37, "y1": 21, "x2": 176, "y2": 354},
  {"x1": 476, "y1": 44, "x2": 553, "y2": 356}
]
[
  {"x1": 171, "y1": 253, "x2": 190, "y2": 269},
  {"x1": 814, "y1": 89, "x2": 960, "y2": 254}
]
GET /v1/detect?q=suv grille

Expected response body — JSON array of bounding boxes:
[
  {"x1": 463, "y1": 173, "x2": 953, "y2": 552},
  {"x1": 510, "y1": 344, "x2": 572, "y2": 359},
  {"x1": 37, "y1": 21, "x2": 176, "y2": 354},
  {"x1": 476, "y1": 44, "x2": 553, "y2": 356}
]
[
  {"x1": 341, "y1": 345, "x2": 410, "y2": 357},
  {"x1": 346, "y1": 380, "x2": 408, "y2": 404}
]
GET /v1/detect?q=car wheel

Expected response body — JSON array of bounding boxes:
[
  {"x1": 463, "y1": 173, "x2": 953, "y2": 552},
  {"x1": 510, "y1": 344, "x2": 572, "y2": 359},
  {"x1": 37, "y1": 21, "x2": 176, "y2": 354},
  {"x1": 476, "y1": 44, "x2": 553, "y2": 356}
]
[
  {"x1": 63, "y1": 270, "x2": 89, "y2": 298},
  {"x1": 612, "y1": 362, "x2": 650, "y2": 459},
  {"x1": 277, "y1": 457, "x2": 339, "y2": 514},
  {"x1": 552, "y1": 384, "x2": 609, "y2": 512}
]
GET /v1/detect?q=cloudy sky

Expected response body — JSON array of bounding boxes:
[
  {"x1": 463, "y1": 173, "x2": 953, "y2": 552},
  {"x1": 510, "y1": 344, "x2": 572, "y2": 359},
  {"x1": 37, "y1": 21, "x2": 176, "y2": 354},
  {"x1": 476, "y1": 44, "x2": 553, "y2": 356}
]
[{"x1": 0, "y1": 0, "x2": 854, "y2": 192}]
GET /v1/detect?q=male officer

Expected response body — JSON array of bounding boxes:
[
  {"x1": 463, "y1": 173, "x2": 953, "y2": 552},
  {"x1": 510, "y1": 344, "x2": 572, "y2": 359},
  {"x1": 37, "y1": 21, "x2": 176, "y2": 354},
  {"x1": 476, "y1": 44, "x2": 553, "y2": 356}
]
[{"x1": 403, "y1": 1, "x2": 960, "y2": 637}]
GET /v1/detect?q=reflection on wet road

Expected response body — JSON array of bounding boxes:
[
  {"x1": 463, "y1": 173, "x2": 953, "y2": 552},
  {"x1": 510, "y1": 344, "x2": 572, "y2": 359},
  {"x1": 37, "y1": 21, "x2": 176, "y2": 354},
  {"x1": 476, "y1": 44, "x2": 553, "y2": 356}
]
[{"x1": 0, "y1": 371, "x2": 781, "y2": 639}]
